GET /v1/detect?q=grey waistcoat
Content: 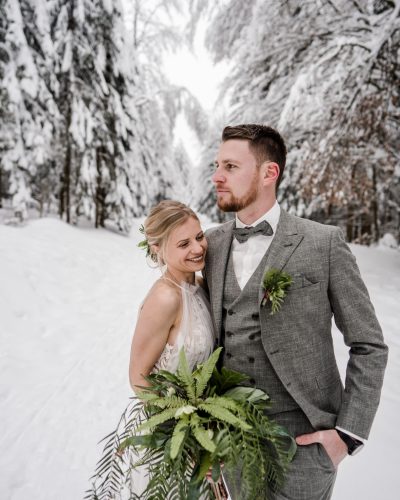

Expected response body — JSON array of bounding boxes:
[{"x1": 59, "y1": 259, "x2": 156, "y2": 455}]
[{"x1": 222, "y1": 247, "x2": 299, "y2": 414}]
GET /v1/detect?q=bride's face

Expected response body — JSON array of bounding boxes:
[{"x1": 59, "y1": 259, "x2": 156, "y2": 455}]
[{"x1": 162, "y1": 217, "x2": 207, "y2": 278}]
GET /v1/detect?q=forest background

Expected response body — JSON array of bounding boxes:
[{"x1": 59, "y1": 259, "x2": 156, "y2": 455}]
[
  {"x1": 1, "y1": 0, "x2": 399, "y2": 244},
  {"x1": 1, "y1": 1, "x2": 400, "y2": 499}
]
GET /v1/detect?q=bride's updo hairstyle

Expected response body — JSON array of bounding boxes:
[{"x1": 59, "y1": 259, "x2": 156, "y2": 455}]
[{"x1": 144, "y1": 200, "x2": 199, "y2": 267}]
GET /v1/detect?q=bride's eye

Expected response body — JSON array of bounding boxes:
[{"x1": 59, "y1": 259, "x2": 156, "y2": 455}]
[{"x1": 196, "y1": 233, "x2": 204, "y2": 241}]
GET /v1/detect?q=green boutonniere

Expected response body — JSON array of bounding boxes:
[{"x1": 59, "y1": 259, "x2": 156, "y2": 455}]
[
  {"x1": 138, "y1": 224, "x2": 150, "y2": 257},
  {"x1": 261, "y1": 269, "x2": 293, "y2": 314}
]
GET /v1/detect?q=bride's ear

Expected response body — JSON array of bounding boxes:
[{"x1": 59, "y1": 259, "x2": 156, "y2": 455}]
[
  {"x1": 151, "y1": 244, "x2": 165, "y2": 265},
  {"x1": 150, "y1": 244, "x2": 159, "y2": 257}
]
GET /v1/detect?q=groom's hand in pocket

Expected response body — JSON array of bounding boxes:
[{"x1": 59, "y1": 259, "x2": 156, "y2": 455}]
[{"x1": 295, "y1": 429, "x2": 348, "y2": 468}]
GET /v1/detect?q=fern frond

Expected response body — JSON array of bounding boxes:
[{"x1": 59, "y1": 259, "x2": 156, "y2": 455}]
[
  {"x1": 198, "y1": 403, "x2": 251, "y2": 431},
  {"x1": 210, "y1": 365, "x2": 249, "y2": 393},
  {"x1": 176, "y1": 348, "x2": 196, "y2": 401},
  {"x1": 203, "y1": 395, "x2": 242, "y2": 413},
  {"x1": 85, "y1": 399, "x2": 143, "y2": 499},
  {"x1": 193, "y1": 347, "x2": 222, "y2": 398},
  {"x1": 190, "y1": 414, "x2": 216, "y2": 453},
  {"x1": 170, "y1": 419, "x2": 189, "y2": 459},
  {"x1": 149, "y1": 395, "x2": 189, "y2": 409},
  {"x1": 136, "y1": 407, "x2": 176, "y2": 432},
  {"x1": 196, "y1": 451, "x2": 212, "y2": 481}
]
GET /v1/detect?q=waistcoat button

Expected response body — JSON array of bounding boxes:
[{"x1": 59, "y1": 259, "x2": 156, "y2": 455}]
[
  {"x1": 226, "y1": 331, "x2": 233, "y2": 337},
  {"x1": 226, "y1": 352, "x2": 232, "y2": 359},
  {"x1": 227, "y1": 309, "x2": 235, "y2": 316},
  {"x1": 249, "y1": 333, "x2": 255, "y2": 340},
  {"x1": 251, "y1": 313, "x2": 259, "y2": 320},
  {"x1": 248, "y1": 356, "x2": 255, "y2": 363},
  {"x1": 249, "y1": 378, "x2": 256, "y2": 385}
]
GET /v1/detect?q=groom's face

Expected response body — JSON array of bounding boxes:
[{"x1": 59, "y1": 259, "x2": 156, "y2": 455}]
[{"x1": 213, "y1": 139, "x2": 261, "y2": 212}]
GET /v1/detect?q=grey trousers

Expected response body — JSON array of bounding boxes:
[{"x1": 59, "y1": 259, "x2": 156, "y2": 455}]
[{"x1": 225, "y1": 409, "x2": 337, "y2": 500}]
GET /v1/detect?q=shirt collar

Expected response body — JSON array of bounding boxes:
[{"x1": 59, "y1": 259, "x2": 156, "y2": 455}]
[{"x1": 235, "y1": 201, "x2": 280, "y2": 233}]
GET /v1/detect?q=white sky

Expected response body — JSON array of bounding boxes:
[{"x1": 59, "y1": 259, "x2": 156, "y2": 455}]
[
  {"x1": 162, "y1": 30, "x2": 227, "y2": 113},
  {"x1": 121, "y1": 2, "x2": 228, "y2": 164},
  {"x1": 161, "y1": 20, "x2": 229, "y2": 164}
]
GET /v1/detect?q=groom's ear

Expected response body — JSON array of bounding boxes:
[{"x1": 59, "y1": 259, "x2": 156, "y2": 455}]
[{"x1": 261, "y1": 161, "x2": 280, "y2": 186}]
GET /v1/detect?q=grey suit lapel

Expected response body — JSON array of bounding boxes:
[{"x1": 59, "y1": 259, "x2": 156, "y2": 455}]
[
  {"x1": 211, "y1": 221, "x2": 234, "y2": 339},
  {"x1": 258, "y1": 210, "x2": 304, "y2": 303}
]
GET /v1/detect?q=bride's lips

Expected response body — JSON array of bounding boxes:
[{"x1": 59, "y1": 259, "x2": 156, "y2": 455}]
[{"x1": 186, "y1": 253, "x2": 205, "y2": 263}]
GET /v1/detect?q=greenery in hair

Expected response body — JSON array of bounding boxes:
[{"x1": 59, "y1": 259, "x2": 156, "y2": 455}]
[
  {"x1": 138, "y1": 224, "x2": 151, "y2": 258},
  {"x1": 85, "y1": 348, "x2": 296, "y2": 499}
]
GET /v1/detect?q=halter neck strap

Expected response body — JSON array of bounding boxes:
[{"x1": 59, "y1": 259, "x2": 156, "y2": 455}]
[{"x1": 162, "y1": 276, "x2": 198, "y2": 293}]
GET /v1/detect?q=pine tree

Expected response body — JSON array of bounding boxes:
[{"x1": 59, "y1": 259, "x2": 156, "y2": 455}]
[
  {"x1": 0, "y1": 0, "x2": 10, "y2": 209},
  {"x1": 0, "y1": 0, "x2": 211, "y2": 230},
  {"x1": 0, "y1": 0, "x2": 57, "y2": 221}
]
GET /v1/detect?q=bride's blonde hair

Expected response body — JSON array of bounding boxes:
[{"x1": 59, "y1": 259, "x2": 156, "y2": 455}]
[{"x1": 144, "y1": 200, "x2": 199, "y2": 266}]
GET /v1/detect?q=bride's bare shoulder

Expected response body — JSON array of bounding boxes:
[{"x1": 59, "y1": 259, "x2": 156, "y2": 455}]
[{"x1": 141, "y1": 279, "x2": 181, "y2": 314}]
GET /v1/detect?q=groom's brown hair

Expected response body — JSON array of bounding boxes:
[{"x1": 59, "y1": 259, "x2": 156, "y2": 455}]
[{"x1": 222, "y1": 124, "x2": 287, "y2": 189}]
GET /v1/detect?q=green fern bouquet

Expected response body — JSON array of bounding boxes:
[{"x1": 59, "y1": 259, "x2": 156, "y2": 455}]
[{"x1": 86, "y1": 348, "x2": 296, "y2": 500}]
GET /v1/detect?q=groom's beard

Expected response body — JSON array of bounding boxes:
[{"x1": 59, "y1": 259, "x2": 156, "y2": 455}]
[{"x1": 216, "y1": 174, "x2": 259, "y2": 213}]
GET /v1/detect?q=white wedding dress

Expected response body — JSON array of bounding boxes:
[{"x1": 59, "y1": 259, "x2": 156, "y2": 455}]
[
  {"x1": 151, "y1": 280, "x2": 215, "y2": 374},
  {"x1": 128, "y1": 279, "x2": 215, "y2": 498}
]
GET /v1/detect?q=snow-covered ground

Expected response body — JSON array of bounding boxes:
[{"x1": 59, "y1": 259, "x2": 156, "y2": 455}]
[{"x1": 0, "y1": 217, "x2": 399, "y2": 500}]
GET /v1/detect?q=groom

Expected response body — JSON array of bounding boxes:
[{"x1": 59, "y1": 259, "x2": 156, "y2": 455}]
[{"x1": 204, "y1": 124, "x2": 388, "y2": 499}]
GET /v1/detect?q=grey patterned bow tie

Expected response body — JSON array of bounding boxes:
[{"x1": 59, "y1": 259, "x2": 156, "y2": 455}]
[{"x1": 232, "y1": 220, "x2": 273, "y2": 243}]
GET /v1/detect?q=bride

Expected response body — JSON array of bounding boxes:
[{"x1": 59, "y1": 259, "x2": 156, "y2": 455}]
[
  {"x1": 129, "y1": 199, "x2": 215, "y2": 388},
  {"x1": 128, "y1": 200, "x2": 219, "y2": 497}
]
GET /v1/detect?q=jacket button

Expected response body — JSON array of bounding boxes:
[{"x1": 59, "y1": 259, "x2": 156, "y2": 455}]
[
  {"x1": 226, "y1": 352, "x2": 232, "y2": 359},
  {"x1": 248, "y1": 356, "x2": 255, "y2": 363},
  {"x1": 227, "y1": 309, "x2": 235, "y2": 315},
  {"x1": 249, "y1": 334, "x2": 255, "y2": 340},
  {"x1": 251, "y1": 313, "x2": 259, "y2": 320},
  {"x1": 226, "y1": 331, "x2": 233, "y2": 337},
  {"x1": 249, "y1": 378, "x2": 256, "y2": 385}
]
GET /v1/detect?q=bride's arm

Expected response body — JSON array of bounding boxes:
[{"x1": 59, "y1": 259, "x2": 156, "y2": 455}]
[{"x1": 129, "y1": 283, "x2": 180, "y2": 392}]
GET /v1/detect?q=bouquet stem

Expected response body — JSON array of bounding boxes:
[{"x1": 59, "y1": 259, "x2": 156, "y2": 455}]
[{"x1": 210, "y1": 476, "x2": 230, "y2": 500}]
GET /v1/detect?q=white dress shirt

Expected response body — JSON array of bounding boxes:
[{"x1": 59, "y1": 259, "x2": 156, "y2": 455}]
[{"x1": 232, "y1": 201, "x2": 280, "y2": 289}]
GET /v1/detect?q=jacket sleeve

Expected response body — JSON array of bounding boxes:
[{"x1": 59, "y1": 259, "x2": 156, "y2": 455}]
[{"x1": 328, "y1": 227, "x2": 388, "y2": 439}]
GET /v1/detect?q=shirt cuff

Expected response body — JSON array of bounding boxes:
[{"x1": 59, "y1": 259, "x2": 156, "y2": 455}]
[{"x1": 335, "y1": 426, "x2": 366, "y2": 443}]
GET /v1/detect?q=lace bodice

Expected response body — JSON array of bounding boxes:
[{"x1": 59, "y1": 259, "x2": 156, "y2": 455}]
[{"x1": 151, "y1": 281, "x2": 215, "y2": 374}]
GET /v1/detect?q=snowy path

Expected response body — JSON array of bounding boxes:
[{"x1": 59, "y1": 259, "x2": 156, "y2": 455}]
[{"x1": 0, "y1": 218, "x2": 399, "y2": 499}]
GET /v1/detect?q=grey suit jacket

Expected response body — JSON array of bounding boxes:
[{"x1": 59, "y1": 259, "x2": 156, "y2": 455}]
[{"x1": 204, "y1": 209, "x2": 388, "y2": 439}]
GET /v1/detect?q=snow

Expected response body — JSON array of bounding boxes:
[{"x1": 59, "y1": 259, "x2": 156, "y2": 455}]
[{"x1": 0, "y1": 217, "x2": 399, "y2": 499}]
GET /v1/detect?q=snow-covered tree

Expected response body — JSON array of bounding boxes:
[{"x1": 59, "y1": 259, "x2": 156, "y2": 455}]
[
  {"x1": 0, "y1": 0, "x2": 206, "y2": 231},
  {"x1": 126, "y1": 0, "x2": 209, "y2": 214},
  {"x1": 0, "y1": 0, "x2": 221, "y2": 230},
  {"x1": 50, "y1": 0, "x2": 142, "y2": 230},
  {"x1": 0, "y1": 1, "x2": 10, "y2": 209},
  {"x1": 199, "y1": 0, "x2": 400, "y2": 242},
  {"x1": 194, "y1": 114, "x2": 232, "y2": 223},
  {"x1": 0, "y1": 0, "x2": 57, "y2": 220}
]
